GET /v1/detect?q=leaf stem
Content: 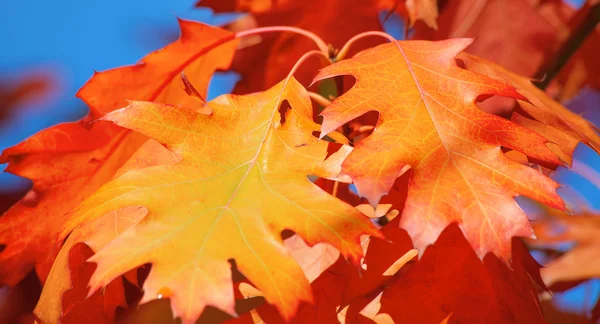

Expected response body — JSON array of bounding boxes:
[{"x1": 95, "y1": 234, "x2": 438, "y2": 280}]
[
  {"x1": 332, "y1": 181, "x2": 339, "y2": 198},
  {"x1": 336, "y1": 31, "x2": 397, "y2": 61},
  {"x1": 285, "y1": 50, "x2": 331, "y2": 80},
  {"x1": 308, "y1": 91, "x2": 333, "y2": 107},
  {"x1": 236, "y1": 26, "x2": 330, "y2": 57},
  {"x1": 533, "y1": 2, "x2": 600, "y2": 90}
]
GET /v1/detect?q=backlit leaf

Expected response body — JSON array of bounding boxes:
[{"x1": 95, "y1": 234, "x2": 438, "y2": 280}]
[
  {"x1": 314, "y1": 38, "x2": 565, "y2": 259},
  {"x1": 61, "y1": 77, "x2": 380, "y2": 323},
  {"x1": 0, "y1": 20, "x2": 238, "y2": 286}
]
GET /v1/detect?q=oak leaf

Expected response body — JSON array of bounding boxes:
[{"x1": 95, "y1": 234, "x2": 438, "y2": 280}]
[
  {"x1": 411, "y1": 0, "x2": 568, "y2": 78},
  {"x1": 0, "y1": 20, "x2": 238, "y2": 286},
  {"x1": 378, "y1": 224, "x2": 547, "y2": 323},
  {"x1": 530, "y1": 210, "x2": 600, "y2": 287},
  {"x1": 551, "y1": 1, "x2": 600, "y2": 100},
  {"x1": 243, "y1": 256, "x2": 363, "y2": 324},
  {"x1": 341, "y1": 217, "x2": 414, "y2": 308},
  {"x1": 379, "y1": 0, "x2": 438, "y2": 29},
  {"x1": 412, "y1": 0, "x2": 599, "y2": 101},
  {"x1": 34, "y1": 206, "x2": 145, "y2": 324},
  {"x1": 58, "y1": 244, "x2": 127, "y2": 324},
  {"x1": 459, "y1": 52, "x2": 600, "y2": 165},
  {"x1": 61, "y1": 78, "x2": 380, "y2": 324},
  {"x1": 0, "y1": 123, "x2": 137, "y2": 286},
  {"x1": 314, "y1": 38, "x2": 565, "y2": 259}
]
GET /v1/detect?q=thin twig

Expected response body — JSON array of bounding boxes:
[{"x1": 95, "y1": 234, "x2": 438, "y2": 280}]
[
  {"x1": 336, "y1": 31, "x2": 397, "y2": 61},
  {"x1": 236, "y1": 26, "x2": 330, "y2": 57},
  {"x1": 332, "y1": 181, "x2": 339, "y2": 198},
  {"x1": 534, "y1": 2, "x2": 600, "y2": 90},
  {"x1": 382, "y1": 0, "x2": 401, "y2": 24}
]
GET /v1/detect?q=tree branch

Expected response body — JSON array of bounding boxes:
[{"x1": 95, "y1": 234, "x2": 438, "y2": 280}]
[{"x1": 534, "y1": 1, "x2": 600, "y2": 90}]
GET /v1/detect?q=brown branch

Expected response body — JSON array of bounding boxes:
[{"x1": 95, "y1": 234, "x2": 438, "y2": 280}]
[
  {"x1": 534, "y1": 1, "x2": 600, "y2": 90},
  {"x1": 382, "y1": 0, "x2": 402, "y2": 24}
]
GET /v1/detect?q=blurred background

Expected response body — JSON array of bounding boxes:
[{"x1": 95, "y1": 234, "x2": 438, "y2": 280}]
[{"x1": 1, "y1": 0, "x2": 599, "y2": 322}]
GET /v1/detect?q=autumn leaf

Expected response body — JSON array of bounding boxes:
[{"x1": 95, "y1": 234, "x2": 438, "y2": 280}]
[
  {"x1": 411, "y1": 0, "x2": 600, "y2": 101},
  {"x1": 379, "y1": 0, "x2": 438, "y2": 29},
  {"x1": 411, "y1": 0, "x2": 569, "y2": 78},
  {"x1": 197, "y1": 0, "x2": 383, "y2": 94},
  {"x1": 341, "y1": 217, "x2": 414, "y2": 307},
  {"x1": 529, "y1": 208, "x2": 600, "y2": 323},
  {"x1": 459, "y1": 52, "x2": 600, "y2": 165},
  {"x1": 406, "y1": 0, "x2": 439, "y2": 29},
  {"x1": 314, "y1": 38, "x2": 565, "y2": 259},
  {"x1": 530, "y1": 210, "x2": 600, "y2": 287},
  {"x1": 245, "y1": 217, "x2": 417, "y2": 324},
  {"x1": 243, "y1": 255, "x2": 368, "y2": 324},
  {"x1": 551, "y1": 0, "x2": 600, "y2": 100},
  {"x1": 0, "y1": 20, "x2": 238, "y2": 286},
  {"x1": 227, "y1": 234, "x2": 350, "y2": 324},
  {"x1": 0, "y1": 123, "x2": 138, "y2": 286},
  {"x1": 34, "y1": 206, "x2": 145, "y2": 324},
  {"x1": 285, "y1": 234, "x2": 340, "y2": 283},
  {"x1": 378, "y1": 224, "x2": 547, "y2": 323},
  {"x1": 59, "y1": 244, "x2": 127, "y2": 324},
  {"x1": 60, "y1": 77, "x2": 380, "y2": 323}
]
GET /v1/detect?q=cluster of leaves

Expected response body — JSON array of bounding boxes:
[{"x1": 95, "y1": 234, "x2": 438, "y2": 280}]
[{"x1": 1, "y1": 0, "x2": 599, "y2": 323}]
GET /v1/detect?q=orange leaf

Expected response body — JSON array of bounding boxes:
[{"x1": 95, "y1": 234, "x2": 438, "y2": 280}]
[
  {"x1": 79, "y1": 19, "x2": 238, "y2": 118},
  {"x1": 0, "y1": 123, "x2": 137, "y2": 286},
  {"x1": 60, "y1": 244, "x2": 126, "y2": 324},
  {"x1": 341, "y1": 217, "x2": 414, "y2": 307},
  {"x1": 284, "y1": 235, "x2": 340, "y2": 283},
  {"x1": 0, "y1": 20, "x2": 238, "y2": 286},
  {"x1": 34, "y1": 207, "x2": 145, "y2": 324},
  {"x1": 61, "y1": 77, "x2": 380, "y2": 323},
  {"x1": 378, "y1": 225, "x2": 546, "y2": 323},
  {"x1": 250, "y1": 256, "x2": 357, "y2": 324},
  {"x1": 459, "y1": 52, "x2": 600, "y2": 165},
  {"x1": 313, "y1": 39, "x2": 565, "y2": 260},
  {"x1": 531, "y1": 210, "x2": 600, "y2": 287},
  {"x1": 397, "y1": 0, "x2": 439, "y2": 29},
  {"x1": 412, "y1": 0, "x2": 569, "y2": 78},
  {"x1": 553, "y1": 1, "x2": 600, "y2": 100}
]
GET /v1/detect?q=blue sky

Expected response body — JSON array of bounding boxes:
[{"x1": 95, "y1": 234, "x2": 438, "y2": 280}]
[{"x1": 0, "y1": 0, "x2": 598, "y2": 317}]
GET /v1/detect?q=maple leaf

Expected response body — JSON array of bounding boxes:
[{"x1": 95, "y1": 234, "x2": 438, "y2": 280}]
[
  {"x1": 0, "y1": 20, "x2": 238, "y2": 286},
  {"x1": 61, "y1": 77, "x2": 380, "y2": 324},
  {"x1": 459, "y1": 52, "x2": 600, "y2": 165},
  {"x1": 313, "y1": 38, "x2": 565, "y2": 259},
  {"x1": 34, "y1": 206, "x2": 145, "y2": 324}
]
